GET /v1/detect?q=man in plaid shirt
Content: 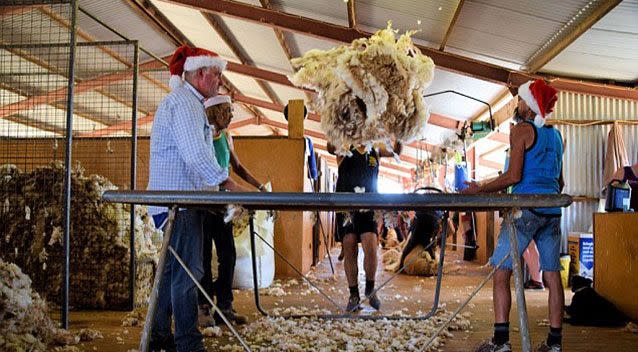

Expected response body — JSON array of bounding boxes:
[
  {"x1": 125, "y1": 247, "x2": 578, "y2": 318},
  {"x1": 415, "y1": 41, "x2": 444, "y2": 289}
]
[{"x1": 147, "y1": 46, "x2": 243, "y2": 352}]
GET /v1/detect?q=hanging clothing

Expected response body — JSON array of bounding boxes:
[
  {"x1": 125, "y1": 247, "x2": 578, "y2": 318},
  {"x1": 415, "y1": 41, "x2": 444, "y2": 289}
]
[{"x1": 305, "y1": 137, "x2": 318, "y2": 180}]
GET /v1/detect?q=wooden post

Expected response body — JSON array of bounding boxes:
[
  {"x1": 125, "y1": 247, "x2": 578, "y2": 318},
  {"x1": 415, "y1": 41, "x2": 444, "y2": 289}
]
[{"x1": 287, "y1": 99, "x2": 305, "y2": 139}]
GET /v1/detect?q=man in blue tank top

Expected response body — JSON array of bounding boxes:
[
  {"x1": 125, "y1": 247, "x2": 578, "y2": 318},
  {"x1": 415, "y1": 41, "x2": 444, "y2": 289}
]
[{"x1": 462, "y1": 79, "x2": 565, "y2": 352}]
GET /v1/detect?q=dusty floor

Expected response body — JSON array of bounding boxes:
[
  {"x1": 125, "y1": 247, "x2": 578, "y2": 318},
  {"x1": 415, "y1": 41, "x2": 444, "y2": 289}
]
[{"x1": 56, "y1": 248, "x2": 638, "y2": 351}]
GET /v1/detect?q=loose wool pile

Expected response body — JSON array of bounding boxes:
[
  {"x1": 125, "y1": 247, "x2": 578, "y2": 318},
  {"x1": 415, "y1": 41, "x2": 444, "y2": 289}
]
[
  {"x1": 290, "y1": 22, "x2": 435, "y2": 154},
  {"x1": 0, "y1": 259, "x2": 79, "y2": 351},
  {"x1": 211, "y1": 308, "x2": 471, "y2": 352},
  {"x1": 0, "y1": 162, "x2": 160, "y2": 309}
]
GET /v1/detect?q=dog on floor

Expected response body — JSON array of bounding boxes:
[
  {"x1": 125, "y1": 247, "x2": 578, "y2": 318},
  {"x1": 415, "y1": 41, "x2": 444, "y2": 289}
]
[{"x1": 564, "y1": 275, "x2": 629, "y2": 327}]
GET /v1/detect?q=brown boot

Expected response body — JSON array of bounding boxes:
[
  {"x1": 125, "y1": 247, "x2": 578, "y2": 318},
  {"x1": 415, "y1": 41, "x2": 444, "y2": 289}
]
[{"x1": 214, "y1": 308, "x2": 248, "y2": 325}]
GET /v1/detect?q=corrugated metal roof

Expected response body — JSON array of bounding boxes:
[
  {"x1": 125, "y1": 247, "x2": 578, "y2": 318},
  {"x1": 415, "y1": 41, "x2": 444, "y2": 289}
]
[
  {"x1": 150, "y1": 0, "x2": 239, "y2": 62},
  {"x1": 0, "y1": 8, "x2": 71, "y2": 45},
  {"x1": 77, "y1": 0, "x2": 177, "y2": 61},
  {"x1": 560, "y1": 200, "x2": 598, "y2": 251},
  {"x1": 542, "y1": 0, "x2": 638, "y2": 82},
  {"x1": 223, "y1": 71, "x2": 270, "y2": 101},
  {"x1": 423, "y1": 69, "x2": 505, "y2": 120},
  {"x1": 216, "y1": 15, "x2": 293, "y2": 73},
  {"x1": 288, "y1": 33, "x2": 341, "y2": 56},
  {"x1": 356, "y1": 0, "x2": 460, "y2": 46},
  {"x1": 447, "y1": 0, "x2": 592, "y2": 66},
  {"x1": 268, "y1": 82, "x2": 308, "y2": 107},
  {"x1": 73, "y1": 91, "x2": 135, "y2": 122},
  {"x1": 20, "y1": 105, "x2": 106, "y2": 132},
  {"x1": 0, "y1": 89, "x2": 25, "y2": 105},
  {"x1": 273, "y1": 0, "x2": 349, "y2": 27},
  {"x1": 554, "y1": 91, "x2": 638, "y2": 121},
  {"x1": 0, "y1": 119, "x2": 58, "y2": 138}
]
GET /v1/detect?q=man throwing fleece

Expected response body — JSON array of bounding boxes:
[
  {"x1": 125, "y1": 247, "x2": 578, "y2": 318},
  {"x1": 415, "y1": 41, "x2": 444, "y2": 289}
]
[{"x1": 462, "y1": 79, "x2": 565, "y2": 352}]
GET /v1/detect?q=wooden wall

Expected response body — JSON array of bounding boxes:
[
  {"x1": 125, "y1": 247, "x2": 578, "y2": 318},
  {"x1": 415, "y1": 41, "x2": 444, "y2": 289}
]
[
  {"x1": 0, "y1": 137, "x2": 148, "y2": 190},
  {"x1": 1, "y1": 135, "x2": 324, "y2": 276},
  {"x1": 231, "y1": 136, "x2": 314, "y2": 275},
  {"x1": 594, "y1": 212, "x2": 638, "y2": 320}
]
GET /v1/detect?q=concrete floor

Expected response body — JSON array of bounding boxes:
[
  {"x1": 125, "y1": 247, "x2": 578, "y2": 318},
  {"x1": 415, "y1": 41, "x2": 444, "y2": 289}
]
[{"x1": 60, "y1": 248, "x2": 638, "y2": 351}]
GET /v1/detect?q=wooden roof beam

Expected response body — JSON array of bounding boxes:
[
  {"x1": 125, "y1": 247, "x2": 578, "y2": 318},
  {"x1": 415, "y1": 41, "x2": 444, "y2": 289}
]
[
  {"x1": 439, "y1": 0, "x2": 464, "y2": 51},
  {"x1": 162, "y1": 0, "x2": 638, "y2": 100},
  {"x1": 525, "y1": 0, "x2": 622, "y2": 73},
  {"x1": 347, "y1": 0, "x2": 356, "y2": 29}
]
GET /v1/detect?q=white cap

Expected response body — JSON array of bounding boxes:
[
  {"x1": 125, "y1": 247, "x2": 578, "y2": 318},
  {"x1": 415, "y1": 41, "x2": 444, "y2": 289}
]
[{"x1": 204, "y1": 95, "x2": 232, "y2": 108}]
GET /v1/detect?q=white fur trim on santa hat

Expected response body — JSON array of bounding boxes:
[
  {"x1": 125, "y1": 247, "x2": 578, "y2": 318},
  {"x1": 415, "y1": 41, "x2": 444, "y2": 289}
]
[
  {"x1": 169, "y1": 75, "x2": 183, "y2": 90},
  {"x1": 204, "y1": 95, "x2": 232, "y2": 108},
  {"x1": 518, "y1": 80, "x2": 545, "y2": 127},
  {"x1": 183, "y1": 56, "x2": 227, "y2": 72}
]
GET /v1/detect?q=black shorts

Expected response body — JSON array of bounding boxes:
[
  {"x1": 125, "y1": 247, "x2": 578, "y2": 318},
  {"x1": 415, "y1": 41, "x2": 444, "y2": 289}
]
[{"x1": 336, "y1": 211, "x2": 377, "y2": 242}]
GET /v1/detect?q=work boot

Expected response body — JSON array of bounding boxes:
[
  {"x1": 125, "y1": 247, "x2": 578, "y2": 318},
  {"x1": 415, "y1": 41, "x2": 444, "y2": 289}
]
[
  {"x1": 536, "y1": 341, "x2": 561, "y2": 352},
  {"x1": 366, "y1": 292, "x2": 381, "y2": 310},
  {"x1": 474, "y1": 339, "x2": 512, "y2": 352},
  {"x1": 198, "y1": 304, "x2": 215, "y2": 328},
  {"x1": 346, "y1": 295, "x2": 361, "y2": 312},
  {"x1": 214, "y1": 308, "x2": 248, "y2": 326}
]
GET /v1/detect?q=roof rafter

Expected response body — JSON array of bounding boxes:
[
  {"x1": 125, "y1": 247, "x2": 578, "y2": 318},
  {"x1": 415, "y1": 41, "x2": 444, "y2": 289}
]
[
  {"x1": 439, "y1": 0, "x2": 464, "y2": 51},
  {"x1": 123, "y1": 0, "x2": 266, "y2": 122},
  {"x1": 201, "y1": 11, "x2": 283, "y2": 106},
  {"x1": 161, "y1": 0, "x2": 638, "y2": 100},
  {"x1": 347, "y1": 0, "x2": 356, "y2": 29},
  {"x1": 525, "y1": 0, "x2": 622, "y2": 73}
]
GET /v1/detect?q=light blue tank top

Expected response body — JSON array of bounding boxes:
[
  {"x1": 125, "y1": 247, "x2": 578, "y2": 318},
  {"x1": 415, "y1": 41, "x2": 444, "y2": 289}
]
[{"x1": 512, "y1": 121, "x2": 563, "y2": 215}]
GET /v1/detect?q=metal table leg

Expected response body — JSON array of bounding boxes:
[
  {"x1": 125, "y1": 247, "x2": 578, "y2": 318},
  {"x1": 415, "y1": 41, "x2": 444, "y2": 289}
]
[
  {"x1": 249, "y1": 211, "x2": 452, "y2": 321},
  {"x1": 140, "y1": 206, "x2": 177, "y2": 352},
  {"x1": 418, "y1": 254, "x2": 510, "y2": 352},
  {"x1": 249, "y1": 216, "x2": 269, "y2": 316},
  {"x1": 507, "y1": 211, "x2": 532, "y2": 352}
]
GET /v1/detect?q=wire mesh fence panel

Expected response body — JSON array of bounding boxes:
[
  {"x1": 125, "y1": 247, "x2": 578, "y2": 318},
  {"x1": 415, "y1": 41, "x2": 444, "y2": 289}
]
[{"x1": 0, "y1": 1, "x2": 160, "y2": 311}]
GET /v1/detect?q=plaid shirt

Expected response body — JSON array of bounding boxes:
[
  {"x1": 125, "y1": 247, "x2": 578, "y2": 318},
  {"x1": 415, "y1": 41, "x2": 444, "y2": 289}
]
[{"x1": 147, "y1": 83, "x2": 228, "y2": 215}]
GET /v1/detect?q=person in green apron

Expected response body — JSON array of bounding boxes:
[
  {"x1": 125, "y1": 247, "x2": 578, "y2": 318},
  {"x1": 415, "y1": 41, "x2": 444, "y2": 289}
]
[{"x1": 197, "y1": 95, "x2": 266, "y2": 327}]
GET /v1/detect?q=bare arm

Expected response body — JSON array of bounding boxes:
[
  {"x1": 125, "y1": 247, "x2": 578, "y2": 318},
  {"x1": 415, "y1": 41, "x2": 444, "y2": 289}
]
[
  {"x1": 226, "y1": 132, "x2": 263, "y2": 190},
  {"x1": 461, "y1": 123, "x2": 534, "y2": 194}
]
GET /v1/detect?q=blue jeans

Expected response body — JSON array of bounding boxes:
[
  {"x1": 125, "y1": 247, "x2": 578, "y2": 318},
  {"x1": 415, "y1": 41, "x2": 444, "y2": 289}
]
[
  {"x1": 152, "y1": 209, "x2": 205, "y2": 352},
  {"x1": 490, "y1": 210, "x2": 562, "y2": 272}
]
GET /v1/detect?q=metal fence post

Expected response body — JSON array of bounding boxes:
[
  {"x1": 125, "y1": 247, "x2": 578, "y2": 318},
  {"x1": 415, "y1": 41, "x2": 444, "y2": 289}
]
[
  {"x1": 62, "y1": 0, "x2": 78, "y2": 330},
  {"x1": 129, "y1": 41, "x2": 139, "y2": 311}
]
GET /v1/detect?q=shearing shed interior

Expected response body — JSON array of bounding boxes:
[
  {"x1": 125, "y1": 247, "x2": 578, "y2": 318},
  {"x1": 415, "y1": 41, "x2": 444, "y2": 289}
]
[{"x1": 1, "y1": 0, "x2": 637, "y2": 351}]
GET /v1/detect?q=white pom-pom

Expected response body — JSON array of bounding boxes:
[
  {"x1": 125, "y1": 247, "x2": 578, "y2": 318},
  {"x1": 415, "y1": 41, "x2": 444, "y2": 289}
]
[
  {"x1": 169, "y1": 75, "x2": 183, "y2": 90},
  {"x1": 533, "y1": 114, "x2": 545, "y2": 127}
]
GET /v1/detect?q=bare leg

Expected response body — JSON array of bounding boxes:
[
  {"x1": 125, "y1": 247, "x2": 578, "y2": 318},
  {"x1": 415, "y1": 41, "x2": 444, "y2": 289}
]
[
  {"x1": 342, "y1": 233, "x2": 359, "y2": 288},
  {"x1": 523, "y1": 241, "x2": 542, "y2": 283},
  {"x1": 360, "y1": 232, "x2": 378, "y2": 281},
  {"x1": 543, "y1": 271, "x2": 564, "y2": 328},
  {"x1": 494, "y1": 269, "x2": 513, "y2": 323}
]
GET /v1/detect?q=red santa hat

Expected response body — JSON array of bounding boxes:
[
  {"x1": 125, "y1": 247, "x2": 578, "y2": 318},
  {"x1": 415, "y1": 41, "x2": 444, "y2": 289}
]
[
  {"x1": 517, "y1": 79, "x2": 558, "y2": 127},
  {"x1": 204, "y1": 95, "x2": 232, "y2": 108},
  {"x1": 168, "y1": 45, "x2": 227, "y2": 90}
]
